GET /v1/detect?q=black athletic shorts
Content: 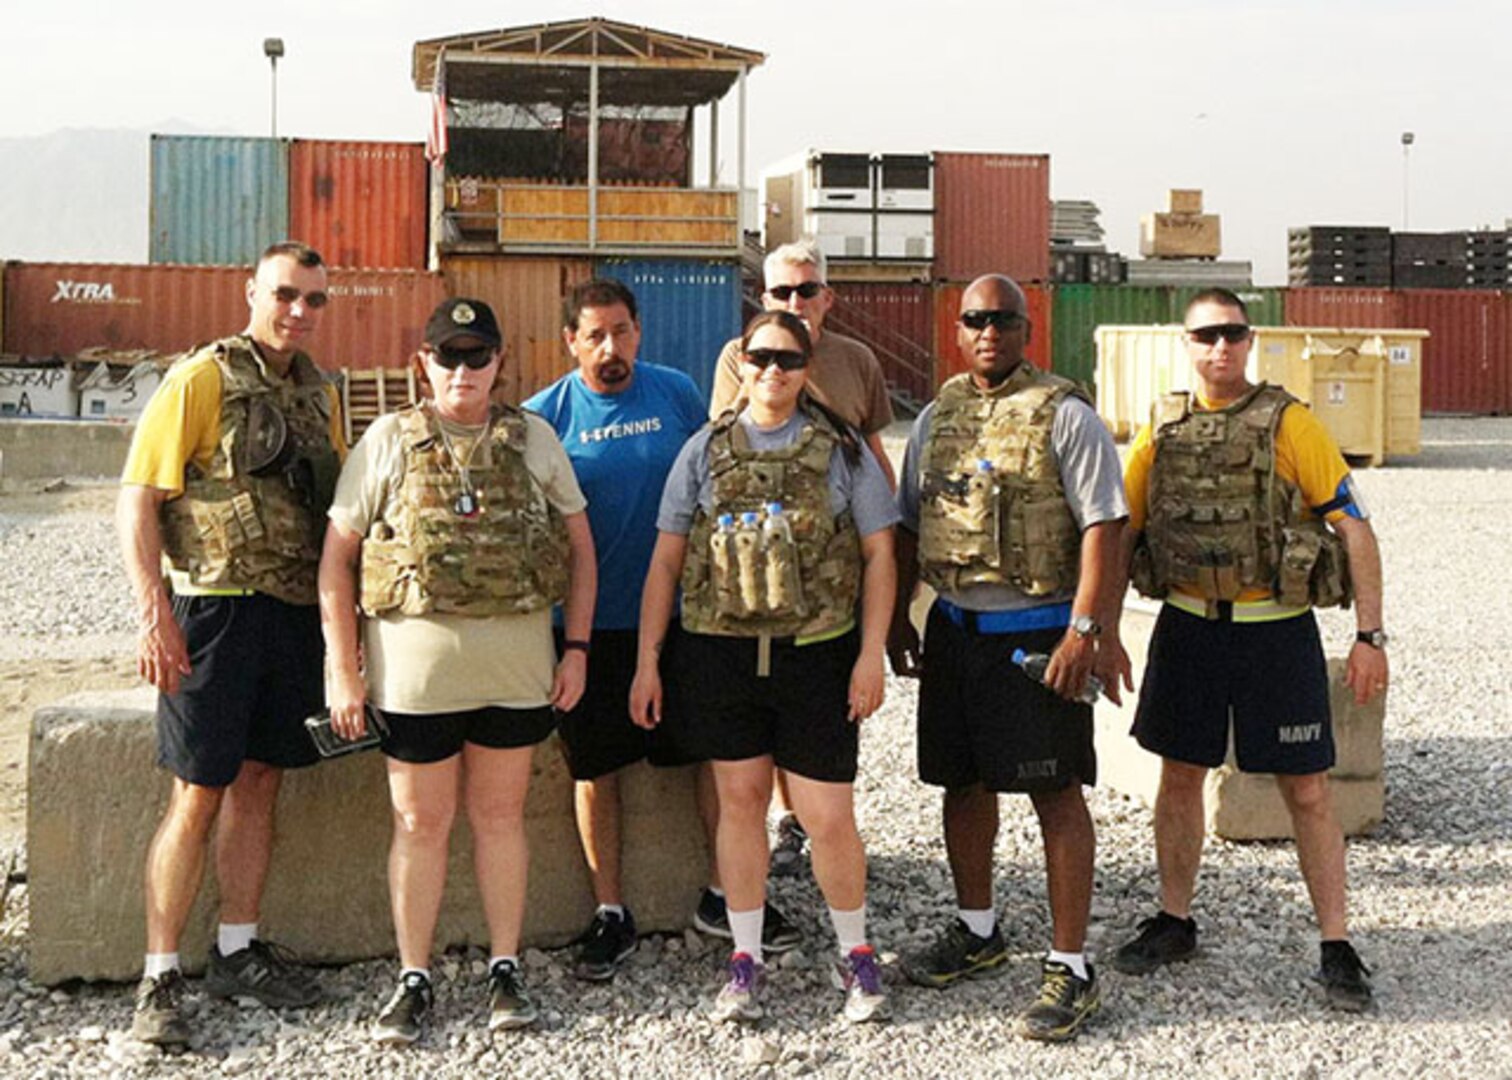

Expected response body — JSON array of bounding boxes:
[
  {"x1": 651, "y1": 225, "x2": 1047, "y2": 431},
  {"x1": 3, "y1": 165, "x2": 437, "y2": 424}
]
[
  {"x1": 670, "y1": 627, "x2": 861, "y2": 783},
  {"x1": 917, "y1": 602, "x2": 1096, "y2": 793},
  {"x1": 377, "y1": 703, "x2": 557, "y2": 765},
  {"x1": 156, "y1": 594, "x2": 323, "y2": 788},
  {"x1": 1133, "y1": 604, "x2": 1334, "y2": 775},
  {"x1": 553, "y1": 625, "x2": 700, "y2": 781}
]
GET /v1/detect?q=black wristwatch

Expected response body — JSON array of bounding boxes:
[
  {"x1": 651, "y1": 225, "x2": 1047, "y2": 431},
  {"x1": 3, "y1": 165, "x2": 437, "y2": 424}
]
[
  {"x1": 1355, "y1": 629, "x2": 1388, "y2": 649},
  {"x1": 1071, "y1": 614, "x2": 1102, "y2": 639}
]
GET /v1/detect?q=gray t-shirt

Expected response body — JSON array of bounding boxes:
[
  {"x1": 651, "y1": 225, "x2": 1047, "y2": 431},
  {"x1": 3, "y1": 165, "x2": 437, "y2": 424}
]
[
  {"x1": 897, "y1": 393, "x2": 1128, "y2": 611},
  {"x1": 657, "y1": 410, "x2": 899, "y2": 538}
]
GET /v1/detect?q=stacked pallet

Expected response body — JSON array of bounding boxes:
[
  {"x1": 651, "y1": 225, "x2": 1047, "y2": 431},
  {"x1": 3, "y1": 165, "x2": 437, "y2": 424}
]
[
  {"x1": 1390, "y1": 230, "x2": 1509, "y2": 289},
  {"x1": 1288, "y1": 226, "x2": 1391, "y2": 286}
]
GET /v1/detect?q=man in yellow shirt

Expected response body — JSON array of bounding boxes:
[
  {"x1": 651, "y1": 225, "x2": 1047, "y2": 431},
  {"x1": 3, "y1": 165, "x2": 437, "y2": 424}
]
[
  {"x1": 116, "y1": 241, "x2": 345, "y2": 1046},
  {"x1": 1110, "y1": 288, "x2": 1388, "y2": 1013}
]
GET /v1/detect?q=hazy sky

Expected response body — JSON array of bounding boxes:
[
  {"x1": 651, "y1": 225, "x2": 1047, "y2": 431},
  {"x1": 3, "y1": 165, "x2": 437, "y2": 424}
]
[{"x1": 5, "y1": 0, "x2": 1511, "y2": 284}]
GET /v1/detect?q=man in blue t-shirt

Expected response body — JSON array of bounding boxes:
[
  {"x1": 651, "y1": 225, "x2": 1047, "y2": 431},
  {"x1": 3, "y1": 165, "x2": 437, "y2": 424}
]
[{"x1": 529, "y1": 279, "x2": 801, "y2": 982}]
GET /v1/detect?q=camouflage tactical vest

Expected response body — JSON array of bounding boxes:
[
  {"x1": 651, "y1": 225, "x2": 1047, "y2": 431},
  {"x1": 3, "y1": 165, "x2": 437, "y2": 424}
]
[
  {"x1": 680, "y1": 406, "x2": 862, "y2": 639},
  {"x1": 917, "y1": 364, "x2": 1085, "y2": 596},
  {"x1": 359, "y1": 404, "x2": 570, "y2": 618},
  {"x1": 159, "y1": 336, "x2": 340, "y2": 606},
  {"x1": 1130, "y1": 383, "x2": 1352, "y2": 614}
]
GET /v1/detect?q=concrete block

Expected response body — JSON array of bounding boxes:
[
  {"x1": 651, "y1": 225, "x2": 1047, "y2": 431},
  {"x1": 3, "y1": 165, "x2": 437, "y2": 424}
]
[
  {"x1": 0, "y1": 418, "x2": 134, "y2": 481},
  {"x1": 1326, "y1": 657, "x2": 1385, "y2": 779},
  {"x1": 1207, "y1": 771, "x2": 1385, "y2": 841},
  {"x1": 28, "y1": 688, "x2": 707, "y2": 986},
  {"x1": 1092, "y1": 602, "x2": 1164, "y2": 804}
]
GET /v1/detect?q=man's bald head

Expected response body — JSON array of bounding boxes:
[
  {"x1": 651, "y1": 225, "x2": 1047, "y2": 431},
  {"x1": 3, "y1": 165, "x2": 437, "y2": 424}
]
[
  {"x1": 956, "y1": 274, "x2": 1031, "y2": 388},
  {"x1": 960, "y1": 274, "x2": 1027, "y2": 317}
]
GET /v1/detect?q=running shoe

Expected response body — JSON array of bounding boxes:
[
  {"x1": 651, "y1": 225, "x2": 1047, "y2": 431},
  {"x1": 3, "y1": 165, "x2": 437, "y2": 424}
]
[
  {"x1": 710, "y1": 952, "x2": 765, "y2": 1023},
  {"x1": 901, "y1": 918, "x2": 1008, "y2": 988},
  {"x1": 831, "y1": 945, "x2": 890, "y2": 1023},
  {"x1": 1018, "y1": 959, "x2": 1101, "y2": 1042}
]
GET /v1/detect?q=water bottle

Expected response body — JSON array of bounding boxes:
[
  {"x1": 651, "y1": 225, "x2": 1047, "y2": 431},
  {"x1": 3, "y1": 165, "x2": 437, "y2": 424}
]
[
  {"x1": 711, "y1": 513, "x2": 737, "y2": 612},
  {"x1": 969, "y1": 458, "x2": 1000, "y2": 552},
  {"x1": 761, "y1": 502, "x2": 800, "y2": 613},
  {"x1": 734, "y1": 510, "x2": 763, "y2": 613},
  {"x1": 1011, "y1": 647, "x2": 1103, "y2": 705}
]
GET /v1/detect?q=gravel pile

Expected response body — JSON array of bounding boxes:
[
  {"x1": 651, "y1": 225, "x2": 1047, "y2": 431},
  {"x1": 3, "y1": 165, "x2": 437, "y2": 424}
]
[{"x1": 1, "y1": 418, "x2": 1509, "y2": 1077}]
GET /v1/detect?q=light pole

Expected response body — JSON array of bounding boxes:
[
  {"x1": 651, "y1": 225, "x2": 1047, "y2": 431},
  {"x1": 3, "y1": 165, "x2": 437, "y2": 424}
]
[
  {"x1": 1400, "y1": 131, "x2": 1414, "y2": 230},
  {"x1": 264, "y1": 38, "x2": 285, "y2": 139}
]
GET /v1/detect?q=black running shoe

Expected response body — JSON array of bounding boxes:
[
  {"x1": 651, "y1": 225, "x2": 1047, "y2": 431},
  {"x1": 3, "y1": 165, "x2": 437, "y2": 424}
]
[
  {"x1": 1319, "y1": 940, "x2": 1374, "y2": 1013},
  {"x1": 372, "y1": 971, "x2": 432, "y2": 1046},
  {"x1": 131, "y1": 969, "x2": 190, "y2": 1047},
  {"x1": 1112, "y1": 911, "x2": 1198, "y2": 975},
  {"x1": 769, "y1": 815, "x2": 809, "y2": 878},
  {"x1": 488, "y1": 959, "x2": 539, "y2": 1031},
  {"x1": 900, "y1": 919, "x2": 1009, "y2": 988},
  {"x1": 573, "y1": 908, "x2": 638, "y2": 982},
  {"x1": 691, "y1": 889, "x2": 802, "y2": 954},
  {"x1": 1018, "y1": 959, "x2": 1101, "y2": 1042},
  {"x1": 205, "y1": 939, "x2": 321, "y2": 1008}
]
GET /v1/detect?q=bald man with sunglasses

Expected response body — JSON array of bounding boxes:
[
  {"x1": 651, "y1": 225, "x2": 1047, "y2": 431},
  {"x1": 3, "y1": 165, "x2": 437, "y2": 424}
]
[{"x1": 118, "y1": 241, "x2": 344, "y2": 1046}]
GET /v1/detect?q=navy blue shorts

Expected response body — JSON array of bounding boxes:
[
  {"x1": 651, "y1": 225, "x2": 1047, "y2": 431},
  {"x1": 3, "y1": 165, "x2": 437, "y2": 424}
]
[
  {"x1": 553, "y1": 625, "x2": 701, "y2": 781},
  {"x1": 1133, "y1": 604, "x2": 1335, "y2": 775},
  {"x1": 917, "y1": 602, "x2": 1095, "y2": 793},
  {"x1": 156, "y1": 594, "x2": 323, "y2": 787}
]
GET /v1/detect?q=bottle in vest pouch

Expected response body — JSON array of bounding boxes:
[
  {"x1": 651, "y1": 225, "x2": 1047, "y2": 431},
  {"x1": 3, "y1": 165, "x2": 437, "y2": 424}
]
[
  {"x1": 735, "y1": 511, "x2": 763, "y2": 613},
  {"x1": 711, "y1": 513, "x2": 738, "y2": 615},
  {"x1": 969, "y1": 459, "x2": 1000, "y2": 557},
  {"x1": 1011, "y1": 647, "x2": 1102, "y2": 705},
  {"x1": 762, "y1": 502, "x2": 803, "y2": 615}
]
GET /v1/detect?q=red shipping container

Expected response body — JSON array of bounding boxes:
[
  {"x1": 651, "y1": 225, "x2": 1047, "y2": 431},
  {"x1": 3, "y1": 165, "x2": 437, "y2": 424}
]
[
  {"x1": 289, "y1": 140, "x2": 428, "y2": 270},
  {"x1": 934, "y1": 282, "x2": 1052, "y2": 388},
  {"x1": 828, "y1": 283, "x2": 934, "y2": 405},
  {"x1": 933, "y1": 152, "x2": 1050, "y2": 284},
  {"x1": 3, "y1": 261, "x2": 445, "y2": 373},
  {"x1": 1398, "y1": 290, "x2": 1509, "y2": 415},
  {"x1": 1284, "y1": 287, "x2": 1401, "y2": 329}
]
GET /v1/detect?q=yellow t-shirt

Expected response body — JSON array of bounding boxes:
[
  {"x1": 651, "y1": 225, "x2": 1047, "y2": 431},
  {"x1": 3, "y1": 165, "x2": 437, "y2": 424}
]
[
  {"x1": 121, "y1": 346, "x2": 346, "y2": 496},
  {"x1": 1124, "y1": 391, "x2": 1350, "y2": 604}
]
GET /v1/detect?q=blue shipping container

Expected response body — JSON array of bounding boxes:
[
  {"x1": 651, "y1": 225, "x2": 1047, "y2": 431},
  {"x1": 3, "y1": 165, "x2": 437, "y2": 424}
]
[
  {"x1": 594, "y1": 258, "x2": 740, "y2": 403},
  {"x1": 150, "y1": 135, "x2": 290, "y2": 266}
]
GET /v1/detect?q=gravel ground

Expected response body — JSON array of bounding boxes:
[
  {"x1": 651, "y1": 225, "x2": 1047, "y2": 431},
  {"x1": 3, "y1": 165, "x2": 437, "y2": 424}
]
[{"x1": 0, "y1": 418, "x2": 1509, "y2": 1077}]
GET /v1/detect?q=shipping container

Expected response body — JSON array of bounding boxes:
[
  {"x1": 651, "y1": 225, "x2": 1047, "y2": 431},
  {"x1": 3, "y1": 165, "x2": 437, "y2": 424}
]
[
  {"x1": 439, "y1": 255, "x2": 594, "y2": 405},
  {"x1": 934, "y1": 282, "x2": 1052, "y2": 388},
  {"x1": 1398, "y1": 290, "x2": 1509, "y2": 415},
  {"x1": 595, "y1": 258, "x2": 740, "y2": 404},
  {"x1": 289, "y1": 140, "x2": 428, "y2": 270},
  {"x1": 932, "y1": 152, "x2": 1049, "y2": 283},
  {"x1": 1284, "y1": 287, "x2": 1401, "y2": 329},
  {"x1": 829, "y1": 283, "x2": 934, "y2": 405},
  {"x1": 1169, "y1": 286, "x2": 1287, "y2": 328},
  {"x1": 1051, "y1": 285, "x2": 1168, "y2": 389},
  {"x1": 2, "y1": 261, "x2": 444, "y2": 374},
  {"x1": 150, "y1": 135, "x2": 290, "y2": 266}
]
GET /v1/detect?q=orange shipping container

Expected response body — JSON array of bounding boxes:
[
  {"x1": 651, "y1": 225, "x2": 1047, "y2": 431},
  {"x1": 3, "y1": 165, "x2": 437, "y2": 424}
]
[
  {"x1": 933, "y1": 152, "x2": 1050, "y2": 284},
  {"x1": 934, "y1": 282, "x2": 1052, "y2": 388},
  {"x1": 1285, "y1": 287, "x2": 1401, "y2": 329},
  {"x1": 289, "y1": 140, "x2": 428, "y2": 270}
]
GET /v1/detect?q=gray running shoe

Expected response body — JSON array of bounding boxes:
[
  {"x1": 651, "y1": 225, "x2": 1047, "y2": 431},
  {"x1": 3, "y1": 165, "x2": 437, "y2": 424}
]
[
  {"x1": 1018, "y1": 959, "x2": 1101, "y2": 1043},
  {"x1": 487, "y1": 959, "x2": 539, "y2": 1031},
  {"x1": 372, "y1": 971, "x2": 432, "y2": 1045},
  {"x1": 205, "y1": 940, "x2": 321, "y2": 1008},
  {"x1": 131, "y1": 969, "x2": 190, "y2": 1047},
  {"x1": 901, "y1": 919, "x2": 1009, "y2": 988},
  {"x1": 832, "y1": 945, "x2": 890, "y2": 1024},
  {"x1": 710, "y1": 952, "x2": 764, "y2": 1023}
]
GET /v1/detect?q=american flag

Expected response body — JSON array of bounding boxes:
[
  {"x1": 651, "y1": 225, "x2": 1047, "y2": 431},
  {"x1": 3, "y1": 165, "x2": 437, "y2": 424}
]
[{"x1": 425, "y1": 52, "x2": 448, "y2": 166}]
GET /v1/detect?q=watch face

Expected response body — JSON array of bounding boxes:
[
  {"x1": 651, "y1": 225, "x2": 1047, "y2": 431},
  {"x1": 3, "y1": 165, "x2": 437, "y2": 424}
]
[{"x1": 1072, "y1": 615, "x2": 1100, "y2": 637}]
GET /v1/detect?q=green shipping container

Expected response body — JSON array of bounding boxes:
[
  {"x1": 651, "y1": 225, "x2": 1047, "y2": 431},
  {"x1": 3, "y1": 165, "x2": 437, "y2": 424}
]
[
  {"x1": 1051, "y1": 285, "x2": 1168, "y2": 391},
  {"x1": 1167, "y1": 286, "x2": 1285, "y2": 328}
]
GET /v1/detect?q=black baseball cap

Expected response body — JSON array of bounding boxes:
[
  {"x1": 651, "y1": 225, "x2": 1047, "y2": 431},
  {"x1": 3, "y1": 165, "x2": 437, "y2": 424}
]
[{"x1": 425, "y1": 298, "x2": 502, "y2": 349}]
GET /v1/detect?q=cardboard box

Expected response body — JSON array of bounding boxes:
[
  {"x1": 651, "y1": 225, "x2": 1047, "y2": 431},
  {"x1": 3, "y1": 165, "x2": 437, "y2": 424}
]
[
  {"x1": 1140, "y1": 212, "x2": 1222, "y2": 258},
  {"x1": 1168, "y1": 189, "x2": 1203, "y2": 214}
]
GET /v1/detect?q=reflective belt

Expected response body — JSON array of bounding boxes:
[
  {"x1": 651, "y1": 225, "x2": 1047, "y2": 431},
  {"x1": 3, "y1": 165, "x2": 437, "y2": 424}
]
[
  {"x1": 169, "y1": 571, "x2": 257, "y2": 598},
  {"x1": 1164, "y1": 592, "x2": 1309, "y2": 623},
  {"x1": 795, "y1": 616, "x2": 857, "y2": 647}
]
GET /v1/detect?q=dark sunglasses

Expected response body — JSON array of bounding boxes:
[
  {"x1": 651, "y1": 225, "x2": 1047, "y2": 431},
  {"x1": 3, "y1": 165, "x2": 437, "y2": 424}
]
[
  {"x1": 767, "y1": 281, "x2": 824, "y2": 302},
  {"x1": 743, "y1": 348, "x2": 808, "y2": 371},
  {"x1": 960, "y1": 309, "x2": 1025, "y2": 332},
  {"x1": 428, "y1": 344, "x2": 496, "y2": 370},
  {"x1": 269, "y1": 284, "x2": 329, "y2": 309},
  {"x1": 1186, "y1": 323, "x2": 1251, "y2": 345}
]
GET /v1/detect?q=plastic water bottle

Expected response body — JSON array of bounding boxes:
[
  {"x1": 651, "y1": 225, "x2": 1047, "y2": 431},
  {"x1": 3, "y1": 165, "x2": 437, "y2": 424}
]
[
  {"x1": 969, "y1": 458, "x2": 1000, "y2": 546},
  {"x1": 1011, "y1": 647, "x2": 1103, "y2": 705},
  {"x1": 734, "y1": 510, "x2": 763, "y2": 613},
  {"x1": 711, "y1": 512, "x2": 736, "y2": 594},
  {"x1": 761, "y1": 502, "x2": 800, "y2": 613}
]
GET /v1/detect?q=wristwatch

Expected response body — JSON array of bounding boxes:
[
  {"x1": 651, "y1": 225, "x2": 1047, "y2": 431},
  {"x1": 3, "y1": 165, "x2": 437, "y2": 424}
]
[
  {"x1": 1355, "y1": 629, "x2": 1388, "y2": 649},
  {"x1": 1071, "y1": 614, "x2": 1102, "y2": 639}
]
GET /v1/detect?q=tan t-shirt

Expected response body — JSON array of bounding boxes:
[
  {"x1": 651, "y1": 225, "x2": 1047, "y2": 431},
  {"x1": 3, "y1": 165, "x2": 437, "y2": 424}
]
[
  {"x1": 708, "y1": 330, "x2": 895, "y2": 434},
  {"x1": 328, "y1": 408, "x2": 587, "y2": 714}
]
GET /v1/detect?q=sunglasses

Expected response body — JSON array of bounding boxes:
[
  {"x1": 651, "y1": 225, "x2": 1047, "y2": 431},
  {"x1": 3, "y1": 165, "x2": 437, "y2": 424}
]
[
  {"x1": 767, "y1": 281, "x2": 824, "y2": 302},
  {"x1": 1186, "y1": 323, "x2": 1251, "y2": 345},
  {"x1": 960, "y1": 309, "x2": 1026, "y2": 332},
  {"x1": 743, "y1": 348, "x2": 808, "y2": 371},
  {"x1": 428, "y1": 344, "x2": 496, "y2": 370},
  {"x1": 269, "y1": 284, "x2": 329, "y2": 309}
]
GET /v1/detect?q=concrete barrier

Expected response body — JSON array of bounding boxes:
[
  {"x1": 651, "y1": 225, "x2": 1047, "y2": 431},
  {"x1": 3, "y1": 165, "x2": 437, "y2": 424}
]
[
  {"x1": 0, "y1": 419, "x2": 133, "y2": 481},
  {"x1": 28, "y1": 688, "x2": 708, "y2": 986},
  {"x1": 1094, "y1": 601, "x2": 1386, "y2": 841}
]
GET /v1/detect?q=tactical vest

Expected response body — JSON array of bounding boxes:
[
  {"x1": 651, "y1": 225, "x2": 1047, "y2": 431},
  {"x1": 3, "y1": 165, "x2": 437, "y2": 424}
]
[
  {"x1": 917, "y1": 364, "x2": 1085, "y2": 596},
  {"x1": 1130, "y1": 383, "x2": 1352, "y2": 614},
  {"x1": 680, "y1": 406, "x2": 862, "y2": 640},
  {"x1": 159, "y1": 336, "x2": 340, "y2": 605},
  {"x1": 359, "y1": 404, "x2": 570, "y2": 618}
]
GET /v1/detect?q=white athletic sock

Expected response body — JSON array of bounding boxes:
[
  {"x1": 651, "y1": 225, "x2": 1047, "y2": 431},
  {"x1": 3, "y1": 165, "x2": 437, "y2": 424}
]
[
  {"x1": 829, "y1": 905, "x2": 868, "y2": 957},
  {"x1": 488, "y1": 955, "x2": 518, "y2": 973},
  {"x1": 727, "y1": 907, "x2": 765, "y2": 966},
  {"x1": 1047, "y1": 949, "x2": 1089, "y2": 980},
  {"x1": 958, "y1": 908, "x2": 996, "y2": 939},
  {"x1": 143, "y1": 953, "x2": 180, "y2": 979},
  {"x1": 218, "y1": 923, "x2": 257, "y2": 956},
  {"x1": 400, "y1": 966, "x2": 430, "y2": 983},
  {"x1": 596, "y1": 904, "x2": 625, "y2": 919}
]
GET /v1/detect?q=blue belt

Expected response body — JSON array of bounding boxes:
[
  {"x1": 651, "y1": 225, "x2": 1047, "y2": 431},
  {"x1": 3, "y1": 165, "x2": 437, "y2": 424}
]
[{"x1": 935, "y1": 598, "x2": 1072, "y2": 635}]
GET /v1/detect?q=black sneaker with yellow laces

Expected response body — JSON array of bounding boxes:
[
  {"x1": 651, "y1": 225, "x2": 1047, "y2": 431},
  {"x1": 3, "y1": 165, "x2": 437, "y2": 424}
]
[{"x1": 1018, "y1": 959, "x2": 1101, "y2": 1042}]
